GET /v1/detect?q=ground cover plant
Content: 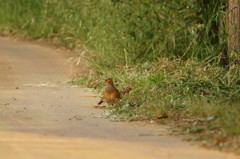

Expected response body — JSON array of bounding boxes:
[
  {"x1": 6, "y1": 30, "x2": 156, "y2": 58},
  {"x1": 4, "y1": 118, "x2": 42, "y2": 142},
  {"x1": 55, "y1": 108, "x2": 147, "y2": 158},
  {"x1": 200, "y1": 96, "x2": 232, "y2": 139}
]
[{"x1": 0, "y1": 0, "x2": 239, "y2": 153}]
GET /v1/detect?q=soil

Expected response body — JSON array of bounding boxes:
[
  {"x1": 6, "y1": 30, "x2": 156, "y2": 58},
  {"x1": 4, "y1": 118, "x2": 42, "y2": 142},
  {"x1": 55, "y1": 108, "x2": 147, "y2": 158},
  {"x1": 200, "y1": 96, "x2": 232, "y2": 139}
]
[{"x1": 0, "y1": 37, "x2": 238, "y2": 159}]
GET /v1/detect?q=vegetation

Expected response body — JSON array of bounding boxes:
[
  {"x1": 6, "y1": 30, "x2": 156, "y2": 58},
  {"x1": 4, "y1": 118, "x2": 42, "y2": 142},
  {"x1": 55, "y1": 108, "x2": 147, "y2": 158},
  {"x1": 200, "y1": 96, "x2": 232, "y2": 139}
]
[{"x1": 0, "y1": 0, "x2": 239, "y2": 153}]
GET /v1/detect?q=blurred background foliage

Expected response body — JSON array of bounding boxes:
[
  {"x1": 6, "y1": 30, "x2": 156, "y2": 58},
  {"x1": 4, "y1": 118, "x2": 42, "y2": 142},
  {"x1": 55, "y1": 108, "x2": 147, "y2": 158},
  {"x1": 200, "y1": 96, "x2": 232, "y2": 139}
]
[{"x1": 0, "y1": 0, "x2": 233, "y2": 68}]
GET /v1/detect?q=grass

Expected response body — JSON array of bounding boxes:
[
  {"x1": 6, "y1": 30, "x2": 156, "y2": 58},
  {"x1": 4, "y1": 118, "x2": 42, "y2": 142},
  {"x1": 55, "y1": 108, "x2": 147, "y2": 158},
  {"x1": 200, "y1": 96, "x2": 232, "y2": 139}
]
[
  {"x1": 77, "y1": 58, "x2": 240, "y2": 153},
  {"x1": 0, "y1": 0, "x2": 229, "y2": 65},
  {"x1": 0, "y1": 0, "x2": 240, "y2": 153}
]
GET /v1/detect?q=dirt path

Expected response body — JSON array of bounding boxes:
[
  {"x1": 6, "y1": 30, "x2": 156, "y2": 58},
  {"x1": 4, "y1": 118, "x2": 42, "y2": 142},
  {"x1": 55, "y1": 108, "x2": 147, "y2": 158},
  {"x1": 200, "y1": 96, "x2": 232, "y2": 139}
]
[{"x1": 0, "y1": 37, "x2": 238, "y2": 159}]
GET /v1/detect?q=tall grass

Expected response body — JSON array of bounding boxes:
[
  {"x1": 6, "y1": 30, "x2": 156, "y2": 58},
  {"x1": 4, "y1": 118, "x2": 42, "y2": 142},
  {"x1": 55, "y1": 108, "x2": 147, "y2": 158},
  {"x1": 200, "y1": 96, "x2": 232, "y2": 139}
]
[{"x1": 0, "y1": 0, "x2": 232, "y2": 67}]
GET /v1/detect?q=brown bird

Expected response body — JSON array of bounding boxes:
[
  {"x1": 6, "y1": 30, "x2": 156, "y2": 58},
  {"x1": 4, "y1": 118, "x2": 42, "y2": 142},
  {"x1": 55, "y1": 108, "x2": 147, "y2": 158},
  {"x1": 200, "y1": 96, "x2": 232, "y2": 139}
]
[{"x1": 98, "y1": 78, "x2": 121, "y2": 105}]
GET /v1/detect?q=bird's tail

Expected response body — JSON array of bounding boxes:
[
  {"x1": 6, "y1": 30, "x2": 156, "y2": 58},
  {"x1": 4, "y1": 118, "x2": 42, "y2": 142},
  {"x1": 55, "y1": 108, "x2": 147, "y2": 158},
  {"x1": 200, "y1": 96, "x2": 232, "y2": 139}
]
[
  {"x1": 121, "y1": 87, "x2": 132, "y2": 94},
  {"x1": 97, "y1": 97, "x2": 104, "y2": 105}
]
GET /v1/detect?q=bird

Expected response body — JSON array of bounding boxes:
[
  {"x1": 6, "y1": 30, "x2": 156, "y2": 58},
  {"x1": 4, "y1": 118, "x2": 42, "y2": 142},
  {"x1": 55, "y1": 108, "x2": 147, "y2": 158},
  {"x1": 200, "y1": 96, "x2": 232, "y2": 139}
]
[
  {"x1": 98, "y1": 78, "x2": 132, "y2": 105},
  {"x1": 98, "y1": 78, "x2": 121, "y2": 105}
]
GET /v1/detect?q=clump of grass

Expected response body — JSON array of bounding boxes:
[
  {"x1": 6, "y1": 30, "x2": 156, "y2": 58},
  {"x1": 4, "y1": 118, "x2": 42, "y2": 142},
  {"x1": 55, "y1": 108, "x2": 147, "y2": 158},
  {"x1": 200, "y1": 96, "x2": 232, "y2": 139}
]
[{"x1": 75, "y1": 57, "x2": 240, "y2": 152}]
